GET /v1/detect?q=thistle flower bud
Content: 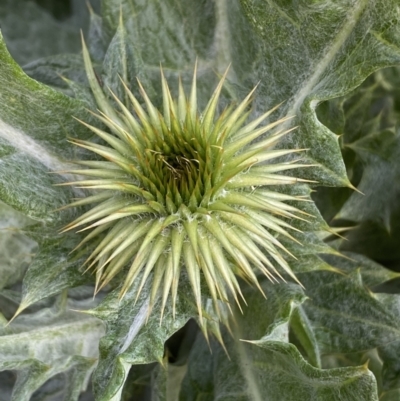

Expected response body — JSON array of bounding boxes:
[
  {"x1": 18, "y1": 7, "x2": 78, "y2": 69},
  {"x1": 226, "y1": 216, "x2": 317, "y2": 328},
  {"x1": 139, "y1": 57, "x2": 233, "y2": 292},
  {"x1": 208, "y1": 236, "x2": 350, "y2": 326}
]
[{"x1": 61, "y1": 37, "x2": 311, "y2": 324}]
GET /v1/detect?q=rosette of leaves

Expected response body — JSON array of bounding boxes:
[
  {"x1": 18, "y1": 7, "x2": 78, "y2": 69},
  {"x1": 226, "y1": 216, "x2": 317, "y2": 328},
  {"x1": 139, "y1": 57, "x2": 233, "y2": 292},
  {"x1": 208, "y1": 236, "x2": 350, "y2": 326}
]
[{"x1": 1, "y1": 1, "x2": 400, "y2": 401}]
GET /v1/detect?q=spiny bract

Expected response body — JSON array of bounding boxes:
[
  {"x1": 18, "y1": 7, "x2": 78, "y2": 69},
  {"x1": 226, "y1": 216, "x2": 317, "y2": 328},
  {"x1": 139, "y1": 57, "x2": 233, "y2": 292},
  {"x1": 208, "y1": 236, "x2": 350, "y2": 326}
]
[{"x1": 61, "y1": 38, "x2": 311, "y2": 323}]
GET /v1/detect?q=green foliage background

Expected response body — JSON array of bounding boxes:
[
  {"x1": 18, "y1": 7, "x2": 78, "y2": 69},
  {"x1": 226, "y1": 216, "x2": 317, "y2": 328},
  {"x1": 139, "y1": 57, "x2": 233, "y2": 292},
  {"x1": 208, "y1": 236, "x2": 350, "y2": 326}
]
[{"x1": 1, "y1": 0, "x2": 400, "y2": 400}]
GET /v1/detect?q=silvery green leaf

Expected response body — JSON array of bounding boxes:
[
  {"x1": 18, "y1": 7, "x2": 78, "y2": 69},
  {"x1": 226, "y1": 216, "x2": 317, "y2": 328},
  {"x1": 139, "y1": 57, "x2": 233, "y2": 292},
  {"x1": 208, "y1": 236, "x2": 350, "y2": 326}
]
[
  {"x1": 314, "y1": 67, "x2": 400, "y2": 225},
  {"x1": 90, "y1": 276, "x2": 194, "y2": 401},
  {"x1": 23, "y1": 54, "x2": 87, "y2": 94},
  {"x1": 299, "y1": 271, "x2": 400, "y2": 354},
  {"x1": 241, "y1": 0, "x2": 400, "y2": 187},
  {"x1": 180, "y1": 279, "x2": 378, "y2": 401},
  {"x1": 0, "y1": 295, "x2": 104, "y2": 401},
  {"x1": 250, "y1": 341, "x2": 377, "y2": 401},
  {"x1": 17, "y1": 237, "x2": 91, "y2": 312},
  {"x1": 0, "y1": 33, "x2": 95, "y2": 156},
  {"x1": 62, "y1": 356, "x2": 97, "y2": 401},
  {"x1": 0, "y1": 151, "x2": 74, "y2": 225},
  {"x1": 239, "y1": 281, "x2": 307, "y2": 342},
  {"x1": 88, "y1": 9, "x2": 110, "y2": 62},
  {"x1": 290, "y1": 305, "x2": 321, "y2": 368},
  {"x1": 258, "y1": 184, "x2": 340, "y2": 276},
  {"x1": 101, "y1": 0, "x2": 215, "y2": 68},
  {"x1": 291, "y1": 252, "x2": 399, "y2": 371},
  {"x1": 151, "y1": 363, "x2": 188, "y2": 401},
  {"x1": 337, "y1": 129, "x2": 400, "y2": 230},
  {"x1": 283, "y1": 230, "x2": 342, "y2": 276},
  {"x1": 0, "y1": 202, "x2": 36, "y2": 290},
  {"x1": 1, "y1": 356, "x2": 95, "y2": 401},
  {"x1": 0, "y1": 34, "x2": 101, "y2": 227},
  {"x1": 313, "y1": 66, "x2": 400, "y2": 267},
  {"x1": 0, "y1": 0, "x2": 81, "y2": 66},
  {"x1": 322, "y1": 252, "x2": 400, "y2": 288},
  {"x1": 102, "y1": 15, "x2": 150, "y2": 102},
  {"x1": 100, "y1": 0, "x2": 215, "y2": 109},
  {"x1": 376, "y1": 293, "x2": 400, "y2": 373}
]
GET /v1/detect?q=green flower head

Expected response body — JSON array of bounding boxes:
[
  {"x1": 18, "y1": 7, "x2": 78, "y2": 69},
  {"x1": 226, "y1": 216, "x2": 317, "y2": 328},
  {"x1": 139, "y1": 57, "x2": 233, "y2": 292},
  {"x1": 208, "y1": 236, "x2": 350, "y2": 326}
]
[{"x1": 61, "y1": 38, "x2": 311, "y2": 322}]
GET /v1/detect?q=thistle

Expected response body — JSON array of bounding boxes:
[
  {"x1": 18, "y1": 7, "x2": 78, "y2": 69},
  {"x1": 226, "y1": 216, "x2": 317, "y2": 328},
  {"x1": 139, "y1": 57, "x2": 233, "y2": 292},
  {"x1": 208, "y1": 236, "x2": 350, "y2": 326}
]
[{"x1": 60, "y1": 38, "x2": 311, "y2": 322}]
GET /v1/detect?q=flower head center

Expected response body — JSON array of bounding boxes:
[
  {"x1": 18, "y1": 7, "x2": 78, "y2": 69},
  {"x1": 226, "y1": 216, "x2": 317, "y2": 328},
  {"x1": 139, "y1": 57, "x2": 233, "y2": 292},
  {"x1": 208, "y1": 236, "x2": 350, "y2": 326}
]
[{"x1": 129, "y1": 119, "x2": 224, "y2": 213}]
